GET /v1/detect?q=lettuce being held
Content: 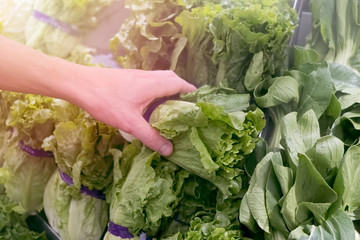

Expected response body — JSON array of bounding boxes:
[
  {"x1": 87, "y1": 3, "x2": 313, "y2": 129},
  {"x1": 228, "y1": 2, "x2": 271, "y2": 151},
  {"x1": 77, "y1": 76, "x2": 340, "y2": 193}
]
[{"x1": 149, "y1": 86, "x2": 266, "y2": 197}]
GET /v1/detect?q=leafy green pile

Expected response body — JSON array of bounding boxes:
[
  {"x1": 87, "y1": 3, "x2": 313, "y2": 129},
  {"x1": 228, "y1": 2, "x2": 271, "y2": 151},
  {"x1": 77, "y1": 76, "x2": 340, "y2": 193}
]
[
  {"x1": 110, "y1": 0, "x2": 297, "y2": 93},
  {"x1": 253, "y1": 47, "x2": 339, "y2": 150},
  {"x1": 5, "y1": 0, "x2": 360, "y2": 239},
  {"x1": 176, "y1": 0, "x2": 297, "y2": 92},
  {"x1": 237, "y1": 0, "x2": 360, "y2": 237},
  {"x1": 103, "y1": 86, "x2": 265, "y2": 239},
  {"x1": 240, "y1": 110, "x2": 359, "y2": 239}
]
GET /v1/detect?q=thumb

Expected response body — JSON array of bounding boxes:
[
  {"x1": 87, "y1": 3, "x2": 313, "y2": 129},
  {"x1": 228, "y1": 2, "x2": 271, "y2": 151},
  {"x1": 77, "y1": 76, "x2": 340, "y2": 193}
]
[{"x1": 130, "y1": 117, "x2": 173, "y2": 156}]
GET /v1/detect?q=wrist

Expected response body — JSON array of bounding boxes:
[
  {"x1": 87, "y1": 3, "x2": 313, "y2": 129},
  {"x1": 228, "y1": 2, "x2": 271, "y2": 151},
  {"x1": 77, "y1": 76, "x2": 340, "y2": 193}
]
[{"x1": 39, "y1": 57, "x2": 84, "y2": 104}]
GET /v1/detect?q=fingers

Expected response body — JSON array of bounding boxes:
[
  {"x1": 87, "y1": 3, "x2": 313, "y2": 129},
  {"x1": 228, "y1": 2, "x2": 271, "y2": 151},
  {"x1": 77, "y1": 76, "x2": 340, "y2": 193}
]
[
  {"x1": 152, "y1": 70, "x2": 197, "y2": 97},
  {"x1": 128, "y1": 116, "x2": 173, "y2": 156}
]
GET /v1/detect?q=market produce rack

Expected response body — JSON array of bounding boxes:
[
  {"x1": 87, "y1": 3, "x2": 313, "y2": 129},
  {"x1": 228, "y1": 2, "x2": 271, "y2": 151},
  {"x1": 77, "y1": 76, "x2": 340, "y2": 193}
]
[
  {"x1": 290, "y1": 0, "x2": 311, "y2": 47},
  {"x1": 26, "y1": 0, "x2": 312, "y2": 239}
]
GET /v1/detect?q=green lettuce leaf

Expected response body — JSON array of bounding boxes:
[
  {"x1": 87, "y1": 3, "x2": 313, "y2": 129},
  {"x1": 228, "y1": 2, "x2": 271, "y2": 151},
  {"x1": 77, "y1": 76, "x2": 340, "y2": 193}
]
[
  {"x1": 43, "y1": 170, "x2": 108, "y2": 240},
  {"x1": 42, "y1": 110, "x2": 124, "y2": 191},
  {"x1": 150, "y1": 87, "x2": 265, "y2": 197},
  {"x1": 0, "y1": 141, "x2": 56, "y2": 213},
  {"x1": 105, "y1": 141, "x2": 189, "y2": 237},
  {"x1": 331, "y1": 145, "x2": 360, "y2": 215}
]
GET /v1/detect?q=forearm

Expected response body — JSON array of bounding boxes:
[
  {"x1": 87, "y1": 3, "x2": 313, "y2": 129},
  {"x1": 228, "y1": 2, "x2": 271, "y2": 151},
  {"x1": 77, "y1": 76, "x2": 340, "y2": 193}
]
[
  {"x1": 0, "y1": 35, "x2": 78, "y2": 101},
  {"x1": 0, "y1": 35, "x2": 196, "y2": 155}
]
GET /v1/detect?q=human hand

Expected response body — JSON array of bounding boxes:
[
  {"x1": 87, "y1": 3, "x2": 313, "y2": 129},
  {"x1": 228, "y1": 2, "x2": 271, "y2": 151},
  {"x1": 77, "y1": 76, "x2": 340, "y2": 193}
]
[
  {"x1": 68, "y1": 67, "x2": 196, "y2": 156},
  {"x1": 0, "y1": 34, "x2": 195, "y2": 156}
]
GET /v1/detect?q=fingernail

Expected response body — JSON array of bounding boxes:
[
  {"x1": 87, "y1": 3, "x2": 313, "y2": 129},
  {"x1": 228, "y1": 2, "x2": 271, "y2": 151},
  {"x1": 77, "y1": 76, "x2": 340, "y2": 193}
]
[{"x1": 159, "y1": 142, "x2": 173, "y2": 156}]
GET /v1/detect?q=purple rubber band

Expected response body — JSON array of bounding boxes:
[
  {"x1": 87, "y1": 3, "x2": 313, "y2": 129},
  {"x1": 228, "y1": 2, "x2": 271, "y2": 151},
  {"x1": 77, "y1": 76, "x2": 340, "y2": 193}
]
[
  {"x1": 59, "y1": 171, "x2": 106, "y2": 200},
  {"x1": 18, "y1": 141, "x2": 54, "y2": 158},
  {"x1": 143, "y1": 95, "x2": 179, "y2": 122},
  {"x1": 33, "y1": 10, "x2": 79, "y2": 36},
  {"x1": 108, "y1": 221, "x2": 134, "y2": 238},
  {"x1": 59, "y1": 171, "x2": 74, "y2": 185}
]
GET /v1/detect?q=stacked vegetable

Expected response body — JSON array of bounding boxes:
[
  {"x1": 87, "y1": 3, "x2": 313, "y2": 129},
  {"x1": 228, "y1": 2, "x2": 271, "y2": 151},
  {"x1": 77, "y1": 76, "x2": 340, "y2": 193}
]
[
  {"x1": 110, "y1": 0, "x2": 297, "y2": 93},
  {"x1": 42, "y1": 110, "x2": 124, "y2": 240},
  {"x1": 3, "y1": 0, "x2": 360, "y2": 239},
  {"x1": 239, "y1": 0, "x2": 360, "y2": 238},
  {"x1": 104, "y1": 86, "x2": 265, "y2": 239}
]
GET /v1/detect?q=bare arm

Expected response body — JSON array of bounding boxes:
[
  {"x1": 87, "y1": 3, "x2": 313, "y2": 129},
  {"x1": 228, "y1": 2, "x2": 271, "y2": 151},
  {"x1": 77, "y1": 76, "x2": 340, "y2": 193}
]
[{"x1": 0, "y1": 35, "x2": 196, "y2": 155}]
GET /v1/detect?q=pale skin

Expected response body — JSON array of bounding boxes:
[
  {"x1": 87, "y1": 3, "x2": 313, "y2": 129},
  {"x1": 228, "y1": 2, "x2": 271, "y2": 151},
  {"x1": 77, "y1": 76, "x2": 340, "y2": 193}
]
[{"x1": 0, "y1": 35, "x2": 196, "y2": 156}]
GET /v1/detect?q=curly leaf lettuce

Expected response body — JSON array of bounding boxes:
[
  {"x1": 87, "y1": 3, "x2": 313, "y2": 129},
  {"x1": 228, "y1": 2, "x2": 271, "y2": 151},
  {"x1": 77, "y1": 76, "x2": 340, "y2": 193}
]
[
  {"x1": 109, "y1": 0, "x2": 187, "y2": 71},
  {"x1": 105, "y1": 141, "x2": 189, "y2": 238},
  {"x1": 6, "y1": 94, "x2": 79, "y2": 149},
  {"x1": 176, "y1": 0, "x2": 297, "y2": 92},
  {"x1": 149, "y1": 86, "x2": 265, "y2": 197},
  {"x1": 42, "y1": 111, "x2": 124, "y2": 191}
]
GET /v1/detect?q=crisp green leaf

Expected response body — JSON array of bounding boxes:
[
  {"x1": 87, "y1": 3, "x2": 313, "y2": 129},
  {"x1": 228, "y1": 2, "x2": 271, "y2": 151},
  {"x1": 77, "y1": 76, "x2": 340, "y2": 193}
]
[
  {"x1": 297, "y1": 67, "x2": 335, "y2": 119},
  {"x1": 293, "y1": 46, "x2": 320, "y2": 67},
  {"x1": 281, "y1": 155, "x2": 337, "y2": 230},
  {"x1": 305, "y1": 136, "x2": 344, "y2": 183},
  {"x1": 280, "y1": 110, "x2": 320, "y2": 169},
  {"x1": 288, "y1": 210, "x2": 355, "y2": 240},
  {"x1": 332, "y1": 145, "x2": 360, "y2": 214}
]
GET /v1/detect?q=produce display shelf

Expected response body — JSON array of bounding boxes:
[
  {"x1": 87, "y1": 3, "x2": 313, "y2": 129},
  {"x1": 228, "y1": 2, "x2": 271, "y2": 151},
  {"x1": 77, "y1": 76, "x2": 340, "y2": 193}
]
[{"x1": 26, "y1": 0, "x2": 312, "y2": 239}]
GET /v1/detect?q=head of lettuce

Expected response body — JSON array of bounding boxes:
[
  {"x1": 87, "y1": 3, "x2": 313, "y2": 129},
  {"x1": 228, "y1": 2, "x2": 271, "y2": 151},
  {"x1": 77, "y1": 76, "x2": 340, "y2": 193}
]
[{"x1": 149, "y1": 86, "x2": 266, "y2": 198}]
